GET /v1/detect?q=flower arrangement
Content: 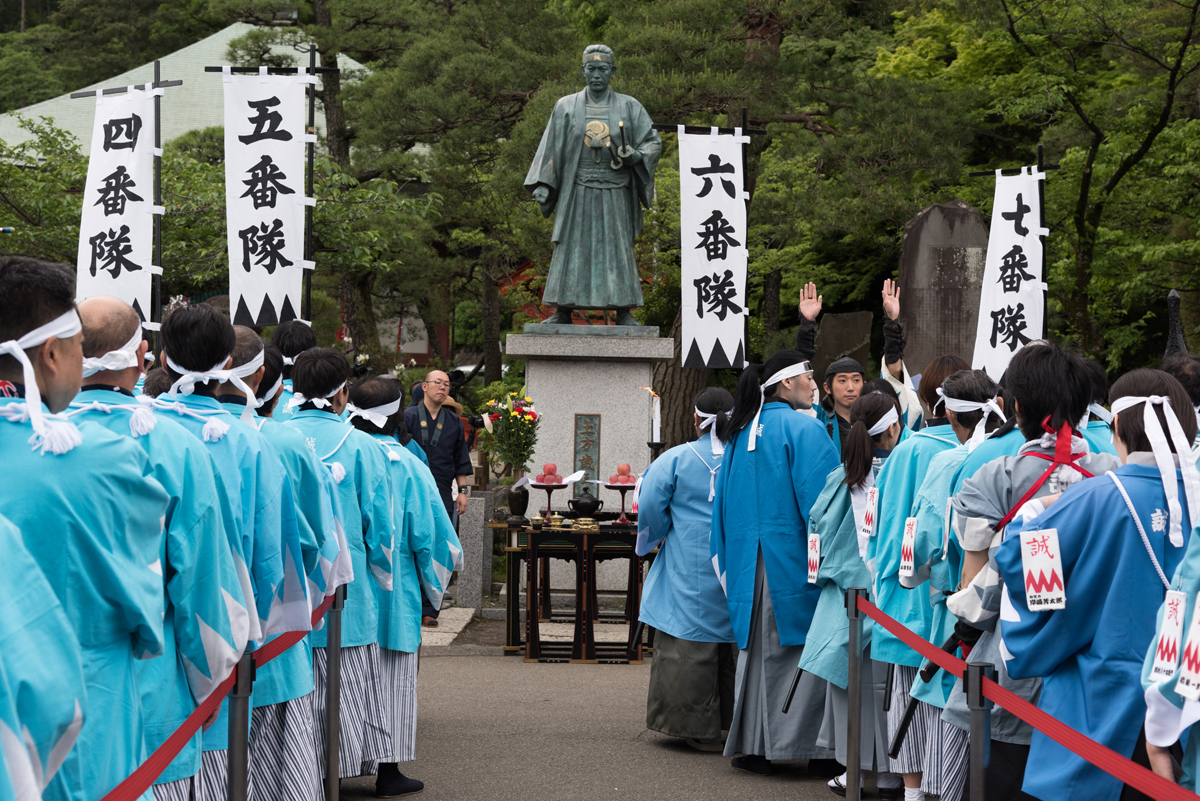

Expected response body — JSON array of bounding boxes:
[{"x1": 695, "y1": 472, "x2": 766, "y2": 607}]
[{"x1": 483, "y1": 387, "x2": 539, "y2": 473}]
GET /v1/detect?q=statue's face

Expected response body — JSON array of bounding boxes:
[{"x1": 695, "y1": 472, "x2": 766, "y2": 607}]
[{"x1": 582, "y1": 60, "x2": 614, "y2": 93}]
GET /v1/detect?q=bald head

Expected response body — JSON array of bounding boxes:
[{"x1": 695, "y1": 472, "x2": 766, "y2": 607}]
[
  {"x1": 76, "y1": 296, "x2": 147, "y2": 390},
  {"x1": 78, "y1": 296, "x2": 141, "y2": 358}
]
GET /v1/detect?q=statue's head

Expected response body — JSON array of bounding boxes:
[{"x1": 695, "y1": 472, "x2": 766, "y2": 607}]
[{"x1": 581, "y1": 44, "x2": 615, "y2": 93}]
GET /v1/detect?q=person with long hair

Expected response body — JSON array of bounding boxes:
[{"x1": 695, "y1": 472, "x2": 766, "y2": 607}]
[
  {"x1": 636, "y1": 387, "x2": 737, "y2": 752},
  {"x1": 800, "y1": 391, "x2": 906, "y2": 798},
  {"x1": 865, "y1": 354, "x2": 969, "y2": 800},
  {"x1": 992, "y1": 368, "x2": 1199, "y2": 801},
  {"x1": 946, "y1": 343, "x2": 1119, "y2": 798},
  {"x1": 710, "y1": 350, "x2": 841, "y2": 776}
]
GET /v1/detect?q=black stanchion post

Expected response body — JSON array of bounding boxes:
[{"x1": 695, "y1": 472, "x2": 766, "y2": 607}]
[
  {"x1": 966, "y1": 662, "x2": 994, "y2": 801},
  {"x1": 324, "y1": 584, "x2": 345, "y2": 801},
  {"x1": 227, "y1": 653, "x2": 254, "y2": 801},
  {"x1": 845, "y1": 588, "x2": 866, "y2": 801}
]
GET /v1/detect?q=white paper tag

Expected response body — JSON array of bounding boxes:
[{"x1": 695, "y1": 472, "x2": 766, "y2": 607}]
[
  {"x1": 1019, "y1": 528, "x2": 1066, "y2": 610},
  {"x1": 1155, "y1": 590, "x2": 1190, "y2": 685},
  {"x1": 899, "y1": 517, "x2": 917, "y2": 578},
  {"x1": 860, "y1": 487, "x2": 878, "y2": 540},
  {"x1": 807, "y1": 529, "x2": 820, "y2": 584}
]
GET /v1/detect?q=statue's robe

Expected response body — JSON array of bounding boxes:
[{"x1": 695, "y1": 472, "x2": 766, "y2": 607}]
[{"x1": 525, "y1": 89, "x2": 661, "y2": 310}]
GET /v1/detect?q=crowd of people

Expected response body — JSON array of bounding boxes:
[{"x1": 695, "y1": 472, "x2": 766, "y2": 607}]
[
  {"x1": 635, "y1": 280, "x2": 1200, "y2": 800},
  {"x1": 0, "y1": 255, "x2": 462, "y2": 801}
]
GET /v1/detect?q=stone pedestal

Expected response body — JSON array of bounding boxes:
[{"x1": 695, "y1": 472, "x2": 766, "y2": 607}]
[{"x1": 506, "y1": 329, "x2": 674, "y2": 590}]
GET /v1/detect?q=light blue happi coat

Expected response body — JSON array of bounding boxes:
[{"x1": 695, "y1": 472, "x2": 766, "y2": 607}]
[
  {"x1": 272, "y1": 377, "x2": 296, "y2": 422},
  {"x1": 712, "y1": 399, "x2": 840, "y2": 649},
  {"x1": 1142, "y1": 517, "x2": 1200, "y2": 790},
  {"x1": 798, "y1": 461, "x2": 883, "y2": 689},
  {"x1": 867, "y1": 424, "x2": 959, "y2": 667},
  {"x1": 403, "y1": 437, "x2": 428, "y2": 466},
  {"x1": 636, "y1": 439, "x2": 734, "y2": 644},
  {"x1": 222, "y1": 400, "x2": 347, "y2": 709},
  {"x1": 0, "y1": 514, "x2": 86, "y2": 801},
  {"x1": 285, "y1": 410, "x2": 395, "y2": 647},
  {"x1": 1081, "y1": 418, "x2": 1117, "y2": 456},
  {"x1": 152, "y1": 394, "x2": 310, "y2": 639},
  {"x1": 373, "y1": 435, "x2": 462, "y2": 653},
  {"x1": 898, "y1": 445, "x2": 968, "y2": 707},
  {"x1": 72, "y1": 390, "x2": 250, "y2": 782},
  {"x1": 0, "y1": 397, "x2": 167, "y2": 801},
  {"x1": 148, "y1": 393, "x2": 309, "y2": 751},
  {"x1": 998, "y1": 461, "x2": 1191, "y2": 801}
]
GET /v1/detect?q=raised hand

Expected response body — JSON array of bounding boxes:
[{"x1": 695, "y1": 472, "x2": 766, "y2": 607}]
[
  {"x1": 799, "y1": 282, "x2": 822, "y2": 322},
  {"x1": 882, "y1": 278, "x2": 901, "y2": 321}
]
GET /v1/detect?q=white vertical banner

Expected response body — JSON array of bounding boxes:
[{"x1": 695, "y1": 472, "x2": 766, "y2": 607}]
[
  {"x1": 678, "y1": 127, "x2": 749, "y2": 369},
  {"x1": 972, "y1": 166, "x2": 1049, "y2": 378},
  {"x1": 76, "y1": 87, "x2": 161, "y2": 321},
  {"x1": 223, "y1": 68, "x2": 313, "y2": 326}
]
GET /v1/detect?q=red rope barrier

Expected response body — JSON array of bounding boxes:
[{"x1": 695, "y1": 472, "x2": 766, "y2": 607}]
[
  {"x1": 100, "y1": 591, "x2": 338, "y2": 801},
  {"x1": 856, "y1": 597, "x2": 1199, "y2": 801}
]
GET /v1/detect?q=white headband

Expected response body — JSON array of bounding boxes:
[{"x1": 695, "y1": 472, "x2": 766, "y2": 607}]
[
  {"x1": 164, "y1": 352, "x2": 256, "y2": 422},
  {"x1": 346, "y1": 397, "x2": 401, "y2": 428},
  {"x1": 866, "y1": 405, "x2": 899, "y2": 437},
  {"x1": 936, "y1": 388, "x2": 1007, "y2": 451},
  {"x1": 1087, "y1": 402, "x2": 1113, "y2": 425},
  {"x1": 282, "y1": 356, "x2": 295, "y2": 366},
  {"x1": 259, "y1": 374, "x2": 283, "y2": 406},
  {"x1": 0, "y1": 309, "x2": 83, "y2": 455},
  {"x1": 747, "y1": 361, "x2": 812, "y2": 451},
  {"x1": 695, "y1": 407, "x2": 726, "y2": 456},
  {"x1": 228, "y1": 347, "x2": 267, "y2": 410},
  {"x1": 144, "y1": 350, "x2": 155, "y2": 364},
  {"x1": 1110, "y1": 394, "x2": 1200, "y2": 547},
  {"x1": 287, "y1": 381, "x2": 346, "y2": 412},
  {"x1": 81, "y1": 326, "x2": 144, "y2": 377}
]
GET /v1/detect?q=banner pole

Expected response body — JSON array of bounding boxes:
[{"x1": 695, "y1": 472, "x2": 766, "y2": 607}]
[
  {"x1": 303, "y1": 45, "x2": 316, "y2": 323},
  {"x1": 323, "y1": 584, "x2": 345, "y2": 801},
  {"x1": 845, "y1": 588, "x2": 865, "y2": 801},
  {"x1": 152, "y1": 59, "x2": 163, "y2": 351},
  {"x1": 226, "y1": 654, "x2": 253, "y2": 801},
  {"x1": 1036, "y1": 144, "x2": 1048, "y2": 339},
  {"x1": 966, "y1": 662, "x2": 994, "y2": 801}
]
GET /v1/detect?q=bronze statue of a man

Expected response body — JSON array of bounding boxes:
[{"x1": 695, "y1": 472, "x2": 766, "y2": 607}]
[{"x1": 525, "y1": 44, "x2": 662, "y2": 326}]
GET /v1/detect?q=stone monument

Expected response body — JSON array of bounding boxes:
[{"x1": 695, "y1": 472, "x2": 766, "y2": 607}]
[
  {"x1": 897, "y1": 200, "x2": 989, "y2": 373},
  {"x1": 511, "y1": 43, "x2": 673, "y2": 591}
]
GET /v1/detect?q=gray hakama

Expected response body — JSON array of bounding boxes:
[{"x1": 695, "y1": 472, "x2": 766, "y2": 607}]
[
  {"x1": 197, "y1": 750, "x2": 244, "y2": 801},
  {"x1": 815, "y1": 649, "x2": 890, "y2": 770},
  {"x1": 311, "y1": 643, "x2": 392, "y2": 779},
  {"x1": 645, "y1": 630, "x2": 736, "y2": 740},
  {"x1": 723, "y1": 552, "x2": 834, "y2": 761}
]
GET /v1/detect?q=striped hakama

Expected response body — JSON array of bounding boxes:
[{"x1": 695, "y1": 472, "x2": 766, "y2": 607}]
[
  {"x1": 154, "y1": 773, "x2": 204, "y2": 801},
  {"x1": 248, "y1": 694, "x2": 322, "y2": 801},
  {"x1": 724, "y1": 553, "x2": 834, "y2": 761},
  {"x1": 374, "y1": 648, "x2": 419, "y2": 763},
  {"x1": 311, "y1": 643, "x2": 392, "y2": 778},
  {"x1": 888, "y1": 664, "x2": 969, "y2": 798},
  {"x1": 197, "y1": 749, "x2": 249, "y2": 801}
]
